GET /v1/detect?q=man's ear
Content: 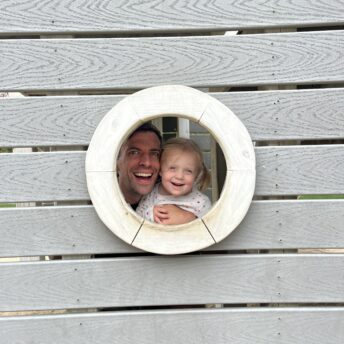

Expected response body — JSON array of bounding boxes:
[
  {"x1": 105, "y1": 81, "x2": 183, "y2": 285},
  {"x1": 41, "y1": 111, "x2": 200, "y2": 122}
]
[
  {"x1": 116, "y1": 157, "x2": 120, "y2": 174},
  {"x1": 116, "y1": 145, "x2": 125, "y2": 173}
]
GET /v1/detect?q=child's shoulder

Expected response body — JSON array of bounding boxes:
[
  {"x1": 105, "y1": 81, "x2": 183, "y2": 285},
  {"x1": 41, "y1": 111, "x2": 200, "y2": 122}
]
[
  {"x1": 138, "y1": 183, "x2": 159, "y2": 204},
  {"x1": 190, "y1": 188, "x2": 211, "y2": 203}
]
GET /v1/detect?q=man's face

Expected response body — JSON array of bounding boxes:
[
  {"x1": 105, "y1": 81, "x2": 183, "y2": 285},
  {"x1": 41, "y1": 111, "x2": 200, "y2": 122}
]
[{"x1": 117, "y1": 131, "x2": 161, "y2": 204}]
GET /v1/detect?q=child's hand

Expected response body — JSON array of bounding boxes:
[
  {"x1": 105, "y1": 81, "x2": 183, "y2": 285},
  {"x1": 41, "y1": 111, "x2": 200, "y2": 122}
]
[
  {"x1": 153, "y1": 205, "x2": 169, "y2": 224},
  {"x1": 153, "y1": 204, "x2": 196, "y2": 225}
]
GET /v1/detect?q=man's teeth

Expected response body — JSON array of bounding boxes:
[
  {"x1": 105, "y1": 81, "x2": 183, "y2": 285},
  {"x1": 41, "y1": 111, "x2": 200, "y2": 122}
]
[{"x1": 135, "y1": 173, "x2": 152, "y2": 177}]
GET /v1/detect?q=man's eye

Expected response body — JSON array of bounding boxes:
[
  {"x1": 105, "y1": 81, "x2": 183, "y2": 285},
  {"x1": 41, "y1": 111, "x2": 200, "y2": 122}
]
[
  {"x1": 151, "y1": 151, "x2": 160, "y2": 158},
  {"x1": 128, "y1": 150, "x2": 140, "y2": 156}
]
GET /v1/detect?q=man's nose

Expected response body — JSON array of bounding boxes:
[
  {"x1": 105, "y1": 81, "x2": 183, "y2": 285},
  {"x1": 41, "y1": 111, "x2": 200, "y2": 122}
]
[{"x1": 139, "y1": 154, "x2": 151, "y2": 166}]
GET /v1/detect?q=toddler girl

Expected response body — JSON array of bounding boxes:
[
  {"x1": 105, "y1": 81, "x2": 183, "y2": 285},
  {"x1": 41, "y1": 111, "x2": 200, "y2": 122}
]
[{"x1": 136, "y1": 137, "x2": 211, "y2": 224}]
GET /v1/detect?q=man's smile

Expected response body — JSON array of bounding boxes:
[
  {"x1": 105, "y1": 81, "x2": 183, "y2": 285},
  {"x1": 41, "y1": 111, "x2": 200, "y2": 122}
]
[
  {"x1": 134, "y1": 172, "x2": 153, "y2": 177},
  {"x1": 133, "y1": 171, "x2": 156, "y2": 185}
]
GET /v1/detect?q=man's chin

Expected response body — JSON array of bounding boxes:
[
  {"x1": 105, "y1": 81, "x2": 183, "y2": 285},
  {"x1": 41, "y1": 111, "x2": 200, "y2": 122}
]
[
  {"x1": 130, "y1": 175, "x2": 157, "y2": 195},
  {"x1": 138, "y1": 187, "x2": 155, "y2": 197},
  {"x1": 134, "y1": 182, "x2": 155, "y2": 196}
]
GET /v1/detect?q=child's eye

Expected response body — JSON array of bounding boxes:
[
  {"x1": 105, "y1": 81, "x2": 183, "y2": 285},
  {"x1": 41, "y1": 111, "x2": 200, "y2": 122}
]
[{"x1": 169, "y1": 166, "x2": 176, "y2": 171}]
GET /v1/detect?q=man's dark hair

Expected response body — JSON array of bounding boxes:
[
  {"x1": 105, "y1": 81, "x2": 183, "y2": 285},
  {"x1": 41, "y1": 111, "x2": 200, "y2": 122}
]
[
  {"x1": 118, "y1": 122, "x2": 162, "y2": 160},
  {"x1": 129, "y1": 122, "x2": 162, "y2": 144}
]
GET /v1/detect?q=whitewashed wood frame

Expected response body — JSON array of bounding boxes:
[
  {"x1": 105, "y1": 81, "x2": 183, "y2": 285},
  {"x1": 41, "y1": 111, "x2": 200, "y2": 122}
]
[{"x1": 86, "y1": 85, "x2": 255, "y2": 254}]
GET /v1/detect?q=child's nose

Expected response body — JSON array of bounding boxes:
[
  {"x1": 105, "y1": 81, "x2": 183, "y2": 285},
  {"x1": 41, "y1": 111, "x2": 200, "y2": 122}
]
[{"x1": 175, "y1": 170, "x2": 184, "y2": 179}]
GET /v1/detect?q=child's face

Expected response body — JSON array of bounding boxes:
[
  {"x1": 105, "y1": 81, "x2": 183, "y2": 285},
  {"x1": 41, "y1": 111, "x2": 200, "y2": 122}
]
[{"x1": 159, "y1": 149, "x2": 199, "y2": 197}]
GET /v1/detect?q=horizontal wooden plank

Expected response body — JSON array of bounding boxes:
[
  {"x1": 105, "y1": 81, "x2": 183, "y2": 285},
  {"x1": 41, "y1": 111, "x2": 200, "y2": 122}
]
[
  {"x1": 1, "y1": 30, "x2": 343, "y2": 91},
  {"x1": 1, "y1": 200, "x2": 343, "y2": 257},
  {"x1": 0, "y1": 152, "x2": 88, "y2": 202},
  {"x1": 1, "y1": 0, "x2": 344, "y2": 35},
  {"x1": 0, "y1": 255, "x2": 344, "y2": 310},
  {"x1": 214, "y1": 88, "x2": 344, "y2": 141},
  {"x1": 1, "y1": 88, "x2": 344, "y2": 147},
  {"x1": 255, "y1": 145, "x2": 344, "y2": 195},
  {"x1": 1, "y1": 308, "x2": 344, "y2": 344},
  {"x1": 0, "y1": 205, "x2": 137, "y2": 257},
  {"x1": 0, "y1": 145, "x2": 343, "y2": 202}
]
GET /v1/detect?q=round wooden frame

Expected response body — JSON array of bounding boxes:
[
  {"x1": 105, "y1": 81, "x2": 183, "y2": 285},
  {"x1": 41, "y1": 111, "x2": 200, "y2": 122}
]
[{"x1": 86, "y1": 85, "x2": 255, "y2": 255}]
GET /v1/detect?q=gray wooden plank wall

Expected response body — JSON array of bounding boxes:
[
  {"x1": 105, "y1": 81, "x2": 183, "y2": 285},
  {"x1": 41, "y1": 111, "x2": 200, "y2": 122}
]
[
  {"x1": 0, "y1": 0, "x2": 343, "y2": 34},
  {"x1": 0, "y1": 254, "x2": 344, "y2": 311},
  {"x1": 0, "y1": 145, "x2": 343, "y2": 202},
  {"x1": 1, "y1": 308, "x2": 343, "y2": 344},
  {"x1": 1, "y1": 254, "x2": 344, "y2": 311},
  {"x1": 1, "y1": 199, "x2": 343, "y2": 257},
  {"x1": 1, "y1": 31, "x2": 344, "y2": 91},
  {"x1": 0, "y1": 1, "x2": 344, "y2": 342},
  {"x1": 1, "y1": 88, "x2": 343, "y2": 147}
]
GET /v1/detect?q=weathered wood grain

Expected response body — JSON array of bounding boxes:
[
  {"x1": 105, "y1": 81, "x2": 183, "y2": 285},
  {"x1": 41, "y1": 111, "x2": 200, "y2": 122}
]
[
  {"x1": 1, "y1": 308, "x2": 344, "y2": 344},
  {"x1": 0, "y1": 0, "x2": 342, "y2": 335},
  {"x1": 1, "y1": 200, "x2": 343, "y2": 257},
  {"x1": 255, "y1": 145, "x2": 344, "y2": 195},
  {"x1": 2, "y1": 88, "x2": 344, "y2": 147},
  {"x1": 214, "y1": 199, "x2": 344, "y2": 251},
  {"x1": 0, "y1": 30, "x2": 343, "y2": 91},
  {"x1": 0, "y1": 205, "x2": 137, "y2": 257},
  {"x1": 0, "y1": 152, "x2": 89, "y2": 202},
  {"x1": 214, "y1": 88, "x2": 344, "y2": 141},
  {"x1": 1, "y1": 0, "x2": 344, "y2": 35},
  {"x1": 0, "y1": 254, "x2": 344, "y2": 310},
  {"x1": 0, "y1": 145, "x2": 343, "y2": 202}
]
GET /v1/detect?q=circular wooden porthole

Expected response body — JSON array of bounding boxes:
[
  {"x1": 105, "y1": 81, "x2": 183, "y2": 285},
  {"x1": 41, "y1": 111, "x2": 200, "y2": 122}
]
[{"x1": 86, "y1": 85, "x2": 255, "y2": 255}]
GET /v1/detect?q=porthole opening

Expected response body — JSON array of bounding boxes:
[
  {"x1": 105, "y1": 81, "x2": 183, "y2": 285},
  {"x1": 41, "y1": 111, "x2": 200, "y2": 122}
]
[
  {"x1": 116, "y1": 117, "x2": 227, "y2": 226},
  {"x1": 86, "y1": 85, "x2": 255, "y2": 255}
]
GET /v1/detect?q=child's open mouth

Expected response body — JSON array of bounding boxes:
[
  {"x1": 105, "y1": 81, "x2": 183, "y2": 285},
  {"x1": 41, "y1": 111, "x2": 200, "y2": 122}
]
[{"x1": 171, "y1": 181, "x2": 184, "y2": 187}]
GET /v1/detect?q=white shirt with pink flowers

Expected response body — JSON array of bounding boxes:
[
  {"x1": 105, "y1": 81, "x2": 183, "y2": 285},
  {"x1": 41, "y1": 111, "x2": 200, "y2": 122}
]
[{"x1": 136, "y1": 183, "x2": 211, "y2": 222}]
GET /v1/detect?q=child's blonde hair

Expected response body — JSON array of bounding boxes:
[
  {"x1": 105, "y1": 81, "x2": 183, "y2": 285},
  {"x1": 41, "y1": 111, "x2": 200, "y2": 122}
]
[{"x1": 161, "y1": 137, "x2": 211, "y2": 192}]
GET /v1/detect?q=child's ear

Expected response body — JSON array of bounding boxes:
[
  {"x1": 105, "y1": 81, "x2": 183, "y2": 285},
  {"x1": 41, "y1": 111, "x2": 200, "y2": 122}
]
[
  {"x1": 159, "y1": 171, "x2": 162, "y2": 177},
  {"x1": 195, "y1": 172, "x2": 201, "y2": 184}
]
